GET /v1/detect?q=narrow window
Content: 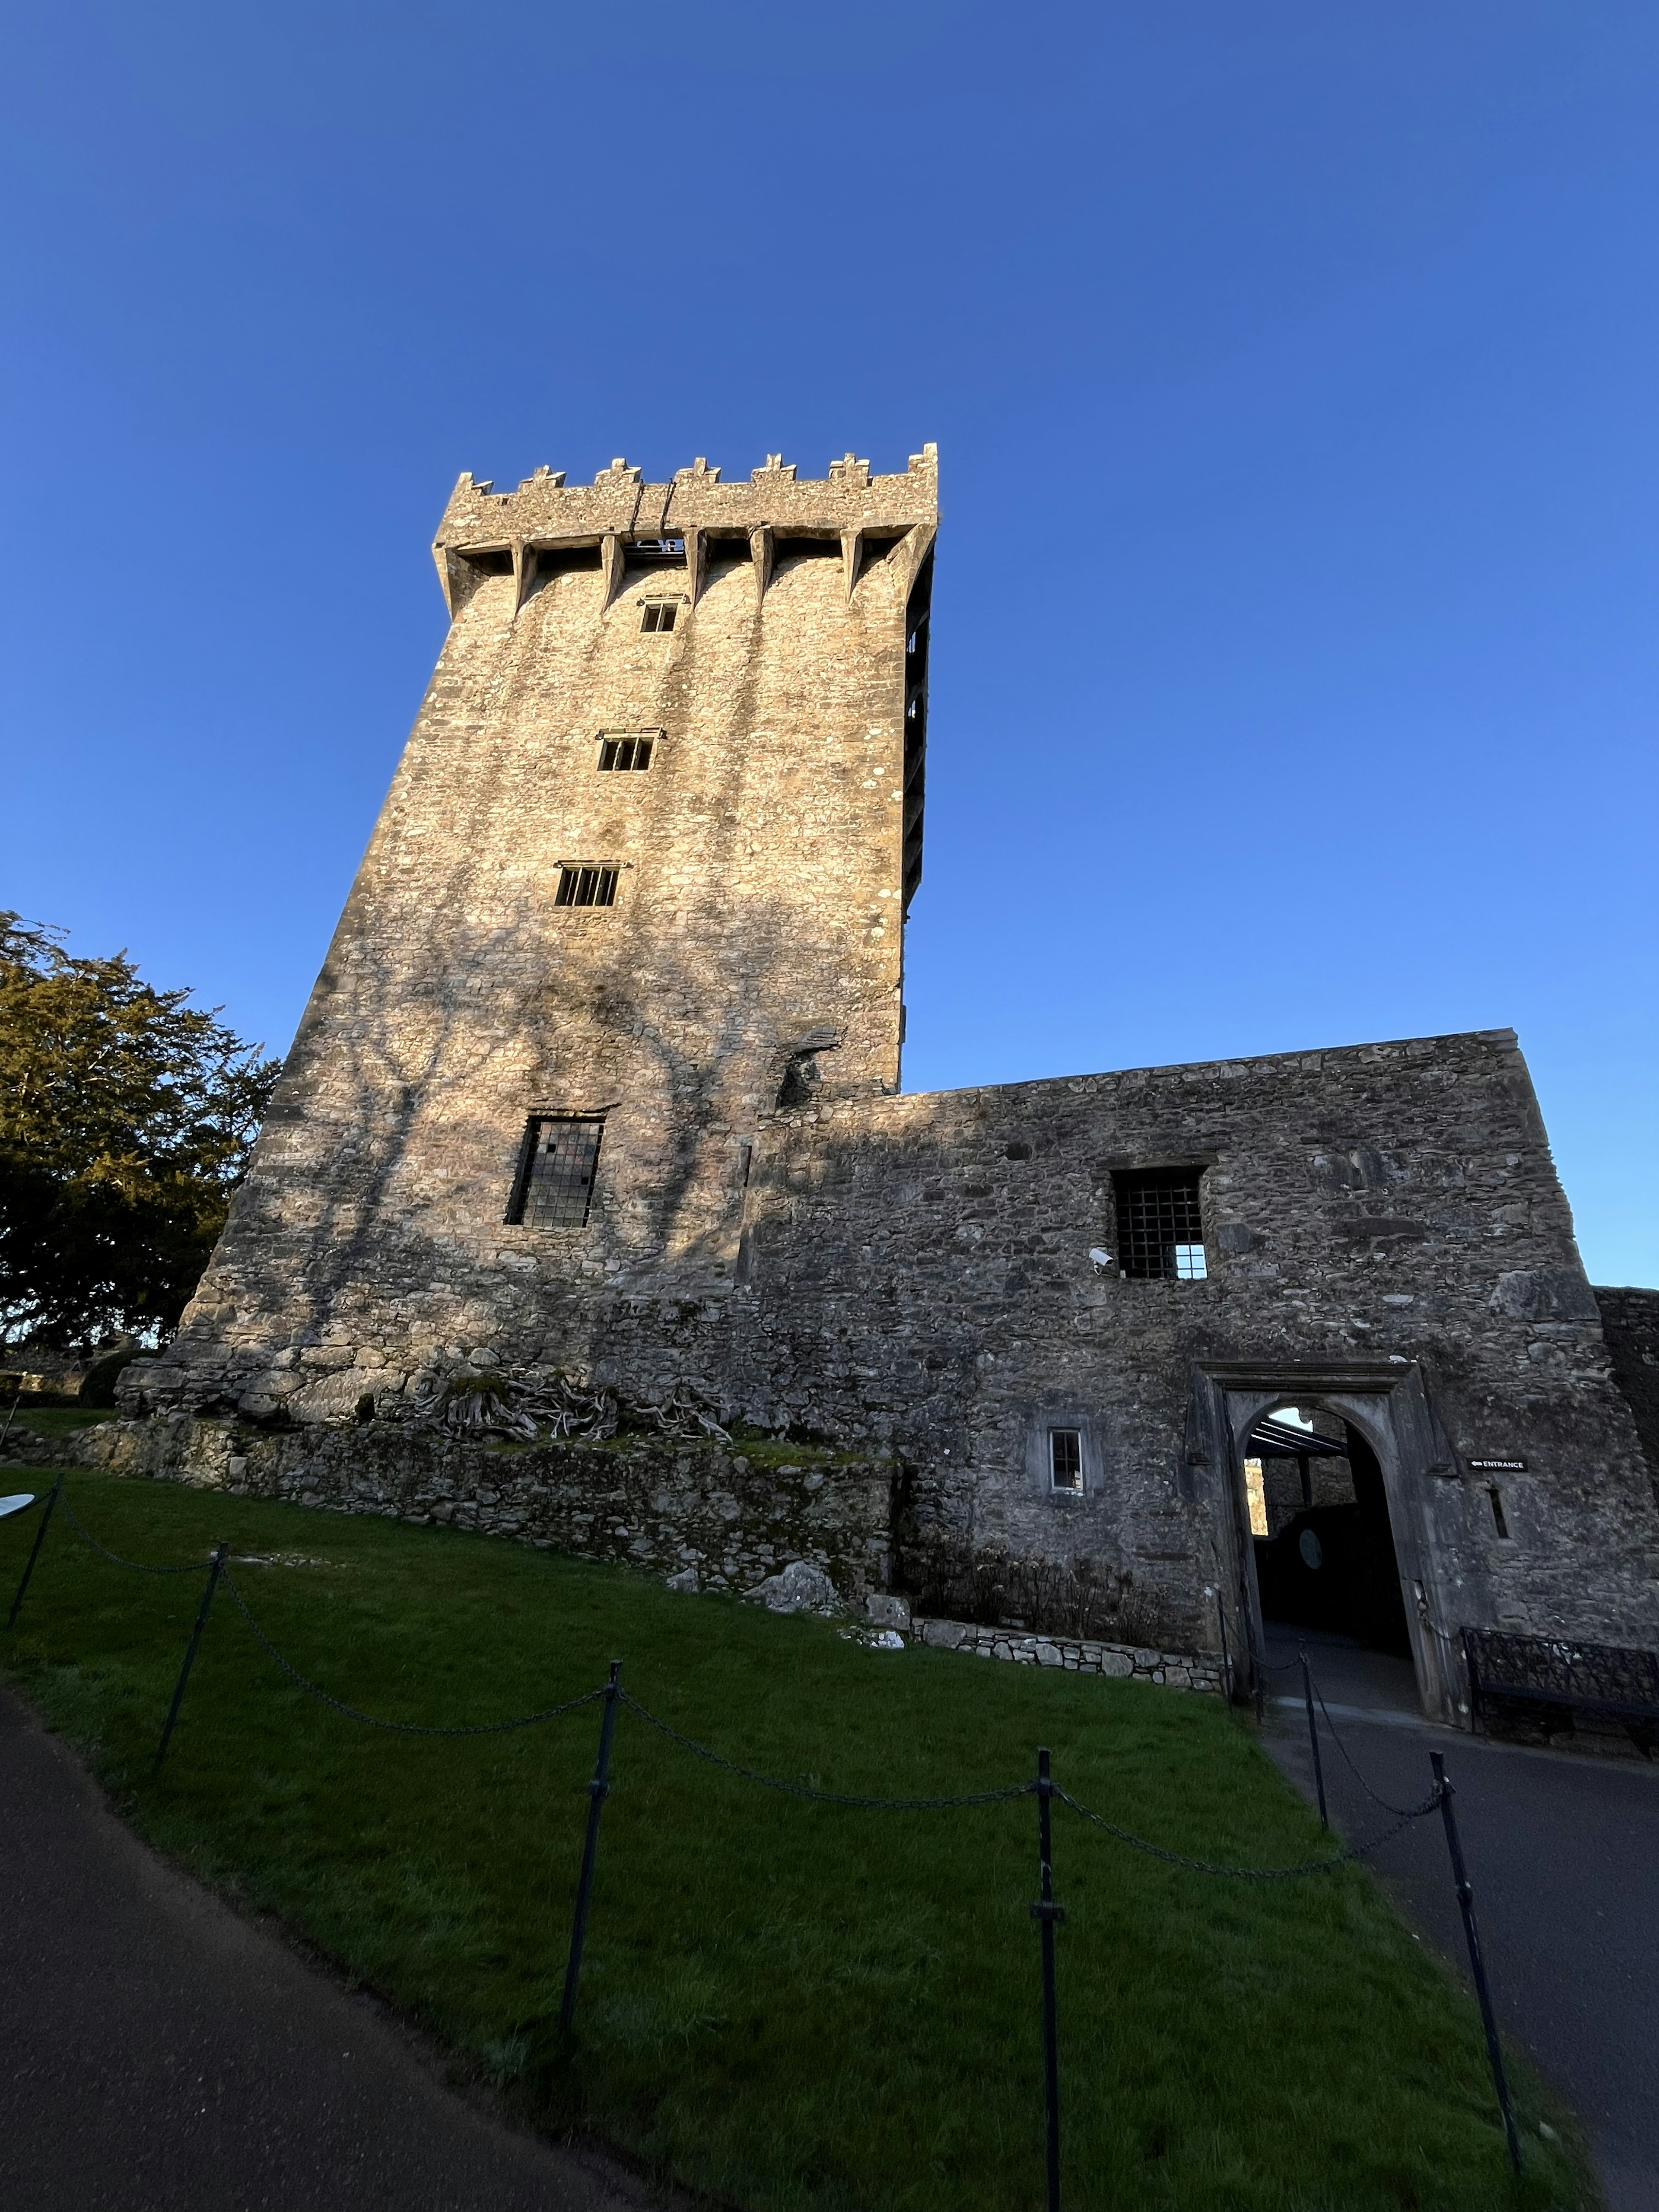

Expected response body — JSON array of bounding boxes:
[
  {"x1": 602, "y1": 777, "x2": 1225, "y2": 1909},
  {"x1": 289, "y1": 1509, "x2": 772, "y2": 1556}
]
[
  {"x1": 1245, "y1": 1457, "x2": 1269, "y2": 1537},
  {"x1": 1488, "y1": 1485, "x2": 1510, "y2": 1539},
  {"x1": 1049, "y1": 1428, "x2": 1083, "y2": 1493},
  {"x1": 1113, "y1": 1167, "x2": 1207, "y2": 1281},
  {"x1": 555, "y1": 865, "x2": 619, "y2": 908},
  {"x1": 505, "y1": 1116, "x2": 604, "y2": 1229},
  {"x1": 597, "y1": 735, "x2": 655, "y2": 772},
  {"x1": 639, "y1": 600, "x2": 679, "y2": 633}
]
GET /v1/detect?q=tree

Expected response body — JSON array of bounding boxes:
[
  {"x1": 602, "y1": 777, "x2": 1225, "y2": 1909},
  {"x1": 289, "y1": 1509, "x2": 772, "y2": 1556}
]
[{"x1": 0, "y1": 914, "x2": 280, "y2": 1349}]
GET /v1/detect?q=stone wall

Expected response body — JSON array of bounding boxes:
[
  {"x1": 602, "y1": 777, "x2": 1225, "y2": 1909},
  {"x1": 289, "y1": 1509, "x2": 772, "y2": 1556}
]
[
  {"x1": 121, "y1": 1025, "x2": 1659, "y2": 1704},
  {"x1": 80, "y1": 1417, "x2": 896, "y2": 1601},
  {"x1": 569, "y1": 1027, "x2": 1658, "y2": 1679},
  {"x1": 133, "y1": 448, "x2": 937, "y2": 1426},
  {"x1": 1595, "y1": 1287, "x2": 1659, "y2": 1502},
  {"x1": 0, "y1": 1343, "x2": 135, "y2": 1406},
  {"x1": 910, "y1": 1615, "x2": 1224, "y2": 1694}
]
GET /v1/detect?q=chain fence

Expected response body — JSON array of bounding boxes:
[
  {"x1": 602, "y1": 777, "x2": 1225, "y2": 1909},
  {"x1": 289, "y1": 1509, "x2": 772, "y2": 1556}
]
[
  {"x1": 3, "y1": 1479, "x2": 1526, "y2": 2194},
  {"x1": 1308, "y1": 1677, "x2": 1435, "y2": 1818},
  {"x1": 618, "y1": 1688, "x2": 1039, "y2": 1810},
  {"x1": 1055, "y1": 1781, "x2": 1440, "y2": 1879},
  {"x1": 220, "y1": 1570, "x2": 610, "y2": 1737},
  {"x1": 57, "y1": 1487, "x2": 209, "y2": 1576}
]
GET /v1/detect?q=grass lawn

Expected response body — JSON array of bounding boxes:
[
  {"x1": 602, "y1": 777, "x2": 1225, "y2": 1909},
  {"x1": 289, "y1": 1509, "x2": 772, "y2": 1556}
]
[
  {"x1": 0, "y1": 1467, "x2": 1593, "y2": 2212},
  {"x1": 1, "y1": 1403, "x2": 115, "y2": 1435}
]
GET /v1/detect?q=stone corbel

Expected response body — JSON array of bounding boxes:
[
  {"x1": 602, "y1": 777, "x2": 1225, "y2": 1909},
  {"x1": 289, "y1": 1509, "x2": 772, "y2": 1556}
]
[
  {"x1": 842, "y1": 529, "x2": 863, "y2": 599},
  {"x1": 683, "y1": 525, "x2": 708, "y2": 612},
  {"x1": 432, "y1": 543, "x2": 458, "y2": 620},
  {"x1": 892, "y1": 521, "x2": 937, "y2": 602},
  {"x1": 601, "y1": 532, "x2": 626, "y2": 612},
  {"x1": 511, "y1": 543, "x2": 538, "y2": 621},
  {"x1": 750, "y1": 525, "x2": 774, "y2": 605}
]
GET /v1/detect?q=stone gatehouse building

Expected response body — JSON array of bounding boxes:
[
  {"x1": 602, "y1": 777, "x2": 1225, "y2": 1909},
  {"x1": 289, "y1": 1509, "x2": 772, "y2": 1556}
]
[{"x1": 121, "y1": 443, "x2": 1659, "y2": 1724}]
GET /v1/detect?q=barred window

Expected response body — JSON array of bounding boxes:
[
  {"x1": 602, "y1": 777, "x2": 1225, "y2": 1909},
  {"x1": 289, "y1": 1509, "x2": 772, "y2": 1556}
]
[
  {"x1": 1049, "y1": 1429, "x2": 1083, "y2": 1492},
  {"x1": 639, "y1": 600, "x2": 679, "y2": 633},
  {"x1": 506, "y1": 1116, "x2": 604, "y2": 1229},
  {"x1": 1113, "y1": 1167, "x2": 1207, "y2": 1280},
  {"x1": 597, "y1": 734, "x2": 655, "y2": 772},
  {"x1": 556, "y1": 864, "x2": 619, "y2": 908}
]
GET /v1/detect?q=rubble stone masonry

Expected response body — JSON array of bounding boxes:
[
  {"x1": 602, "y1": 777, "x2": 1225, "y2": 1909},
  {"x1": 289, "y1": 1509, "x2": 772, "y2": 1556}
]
[{"x1": 119, "y1": 444, "x2": 1658, "y2": 1722}]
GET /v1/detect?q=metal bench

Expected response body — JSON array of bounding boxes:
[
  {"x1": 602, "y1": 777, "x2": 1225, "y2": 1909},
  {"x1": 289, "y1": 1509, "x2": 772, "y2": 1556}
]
[{"x1": 1463, "y1": 1628, "x2": 1659, "y2": 1758}]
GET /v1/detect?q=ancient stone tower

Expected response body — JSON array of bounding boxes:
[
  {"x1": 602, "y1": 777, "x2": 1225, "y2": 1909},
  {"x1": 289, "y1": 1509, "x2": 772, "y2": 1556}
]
[
  {"x1": 159, "y1": 448, "x2": 939, "y2": 1412},
  {"x1": 121, "y1": 435, "x2": 1659, "y2": 1721}
]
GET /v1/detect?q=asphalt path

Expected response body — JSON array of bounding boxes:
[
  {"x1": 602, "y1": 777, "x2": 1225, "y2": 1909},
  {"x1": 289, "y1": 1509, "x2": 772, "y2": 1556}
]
[
  {"x1": 0, "y1": 1686, "x2": 681, "y2": 2212},
  {"x1": 1264, "y1": 1625, "x2": 1659, "y2": 2212}
]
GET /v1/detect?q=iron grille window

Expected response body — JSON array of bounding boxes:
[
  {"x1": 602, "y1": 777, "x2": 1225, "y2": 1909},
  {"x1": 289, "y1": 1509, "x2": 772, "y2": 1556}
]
[
  {"x1": 1113, "y1": 1168, "x2": 1208, "y2": 1281},
  {"x1": 597, "y1": 735, "x2": 654, "y2": 772},
  {"x1": 1049, "y1": 1429, "x2": 1083, "y2": 1492},
  {"x1": 639, "y1": 600, "x2": 678, "y2": 633},
  {"x1": 556, "y1": 865, "x2": 619, "y2": 908},
  {"x1": 506, "y1": 1116, "x2": 604, "y2": 1229}
]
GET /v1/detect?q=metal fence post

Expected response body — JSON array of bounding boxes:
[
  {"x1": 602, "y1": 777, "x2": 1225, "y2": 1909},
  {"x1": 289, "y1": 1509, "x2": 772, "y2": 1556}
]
[
  {"x1": 153, "y1": 1542, "x2": 229, "y2": 1769},
  {"x1": 6, "y1": 1474, "x2": 62, "y2": 1630},
  {"x1": 1300, "y1": 1644, "x2": 1328, "y2": 1829},
  {"x1": 1430, "y1": 1751, "x2": 1522, "y2": 2173},
  {"x1": 1030, "y1": 1746, "x2": 1065, "y2": 2212},
  {"x1": 559, "y1": 1659, "x2": 623, "y2": 2034}
]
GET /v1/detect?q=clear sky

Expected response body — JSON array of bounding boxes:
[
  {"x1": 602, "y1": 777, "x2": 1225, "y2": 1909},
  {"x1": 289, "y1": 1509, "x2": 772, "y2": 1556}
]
[{"x1": 4, "y1": 3, "x2": 1656, "y2": 1285}]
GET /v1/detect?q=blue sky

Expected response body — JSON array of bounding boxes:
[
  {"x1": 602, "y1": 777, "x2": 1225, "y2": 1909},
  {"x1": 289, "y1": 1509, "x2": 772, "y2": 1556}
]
[{"x1": 3, "y1": 3, "x2": 1656, "y2": 1284}]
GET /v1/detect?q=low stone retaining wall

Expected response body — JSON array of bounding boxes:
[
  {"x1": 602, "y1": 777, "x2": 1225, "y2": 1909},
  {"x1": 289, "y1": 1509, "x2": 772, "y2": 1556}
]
[
  {"x1": 70, "y1": 1416, "x2": 897, "y2": 1603},
  {"x1": 910, "y1": 1615, "x2": 1224, "y2": 1694},
  {"x1": 0, "y1": 1423, "x2": 109, "y2": 1470}
]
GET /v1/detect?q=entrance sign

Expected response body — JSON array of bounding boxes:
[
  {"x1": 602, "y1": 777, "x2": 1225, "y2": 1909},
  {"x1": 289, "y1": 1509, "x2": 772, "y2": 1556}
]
[{"x1": 1467, "y1": 1458, "x2": 1526, "y2": 1473}]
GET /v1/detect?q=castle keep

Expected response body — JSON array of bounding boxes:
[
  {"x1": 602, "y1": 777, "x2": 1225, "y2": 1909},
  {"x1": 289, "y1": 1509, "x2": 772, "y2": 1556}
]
[{"x1": 121, "y1": 445, "x2": 1659, "y2": 1725}]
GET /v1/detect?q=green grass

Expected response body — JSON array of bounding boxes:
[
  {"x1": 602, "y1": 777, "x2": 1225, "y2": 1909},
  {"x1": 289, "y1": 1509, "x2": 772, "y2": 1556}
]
[
  {"x1": 1, "y1": 1404, "x2": 115, "y2": 1434},
  {"x1": 0, "y1": 1468, "x2": 1594, "y2": 2212}
]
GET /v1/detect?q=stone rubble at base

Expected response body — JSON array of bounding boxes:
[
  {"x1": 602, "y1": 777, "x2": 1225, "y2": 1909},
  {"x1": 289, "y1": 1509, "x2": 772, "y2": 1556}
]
[{"x1": 908, "y1": 1615, "x2": 1223, "y2": 1693}]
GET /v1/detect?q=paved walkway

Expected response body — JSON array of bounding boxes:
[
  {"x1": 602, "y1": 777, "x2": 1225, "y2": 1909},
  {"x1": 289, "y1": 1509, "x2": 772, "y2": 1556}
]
[
  {"x1": 0, "y1": 1688, "x2": 679, "y2": 2212},
  {"x1": 1263, "y1": 1624, "x2": 1659, "y2": 2212}
]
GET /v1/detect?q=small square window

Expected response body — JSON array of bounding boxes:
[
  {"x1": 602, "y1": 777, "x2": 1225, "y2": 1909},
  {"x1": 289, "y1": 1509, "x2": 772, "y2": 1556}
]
[
  {"x1": 597, "y1": 734, "x2": 655, "y2": 772},
  {"x1": 505, "y1": 1116, "x2": 604, "y2": 1229},
  {"x1": 639, "y1": 600, "x2": 678, "y2": 633},
  {"x1": 1173, "y1": 1243, "x2": 1208, "y2": 1280},
  {"x1": 1049, "y1": 1429, "x2": 1083, "y2": 1492},
  {"x1": 556, "y1": 865, "x2": 619, "y2": 908}
]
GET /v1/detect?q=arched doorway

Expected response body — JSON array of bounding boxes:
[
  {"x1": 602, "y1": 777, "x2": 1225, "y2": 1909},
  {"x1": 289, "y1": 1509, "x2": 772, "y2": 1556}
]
[
  {"x1": 1199, "y1": 1365, "x2": 1461, "y2": 1725},
  {"x1": 1244, "y1": 1403, "x2": 1412, "y2": 1656}
]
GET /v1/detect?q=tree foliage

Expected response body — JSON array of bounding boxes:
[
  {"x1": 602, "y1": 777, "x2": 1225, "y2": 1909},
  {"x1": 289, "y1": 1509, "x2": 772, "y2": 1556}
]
[{"x1": 0, "y1": 914, "x2": 280, "y2": 1348}]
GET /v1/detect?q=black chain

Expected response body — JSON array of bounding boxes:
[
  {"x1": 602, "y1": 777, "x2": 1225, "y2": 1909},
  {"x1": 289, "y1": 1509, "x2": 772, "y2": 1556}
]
[
  {"x1": 221, "y1": 1573, "x2": 608, "y2": 1736},
  {"x1": 620, "y1": 1690, "x2": 1038, "y2": 1810},
  {"x1": 1055, "y1": 1782, "x2": 1442, "y2": 1879},
  {"x1": 1308, "y1": 1678, "x2": 1430, "y2": 1818},
  {"x1": 57, "y1": 1490, "x2": 210, "y2": 1576},
  {"x1": 42, "y1": 1506, "x2": 1445, "y2": 1861}
]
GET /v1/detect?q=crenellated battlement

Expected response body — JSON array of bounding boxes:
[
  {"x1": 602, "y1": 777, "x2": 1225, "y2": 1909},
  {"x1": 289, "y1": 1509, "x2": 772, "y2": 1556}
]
[{"x1": 432, "y1": 444, "x2": 938, "y2": 595}]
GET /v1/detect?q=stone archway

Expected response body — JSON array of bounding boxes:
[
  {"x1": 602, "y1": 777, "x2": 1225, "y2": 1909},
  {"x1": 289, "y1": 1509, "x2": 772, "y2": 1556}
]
[{"x1": 1192, "y1": 1362, "x2": 1464, "y2": 1726}]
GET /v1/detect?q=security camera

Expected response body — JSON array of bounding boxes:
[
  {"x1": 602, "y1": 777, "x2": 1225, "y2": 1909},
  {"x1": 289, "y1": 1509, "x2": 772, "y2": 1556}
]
[{"x1": 1088, "y1": 1248, "x2": 1114, "y2": 1273}]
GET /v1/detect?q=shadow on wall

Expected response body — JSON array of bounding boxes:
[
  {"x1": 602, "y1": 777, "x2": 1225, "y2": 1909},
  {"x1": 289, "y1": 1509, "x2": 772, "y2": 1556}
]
[
  {"x1": 188, "y1": 876, "x2": 863, "y2": 1381},
  {"x1": 894, "y1": 1531, "x2": 1172, "y2": 1646}
]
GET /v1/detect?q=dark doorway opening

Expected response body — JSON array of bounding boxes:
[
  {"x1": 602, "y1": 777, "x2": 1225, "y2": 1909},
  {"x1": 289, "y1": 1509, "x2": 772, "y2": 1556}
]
[{"x1": 1247, "y1": 1407, "x2": 1411, "y2": 1658}]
